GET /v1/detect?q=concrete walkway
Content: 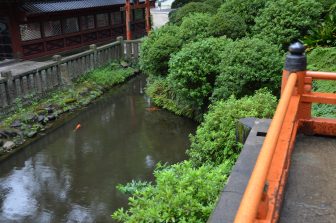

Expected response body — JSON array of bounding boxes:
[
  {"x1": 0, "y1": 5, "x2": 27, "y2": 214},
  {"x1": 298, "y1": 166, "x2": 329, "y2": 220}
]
[
  {"x1": 280, "y1": 135, "x2": 336, "y2": 223},
  {"x1": 151, "y1": 0, "x2": 175, "y2": 29}
]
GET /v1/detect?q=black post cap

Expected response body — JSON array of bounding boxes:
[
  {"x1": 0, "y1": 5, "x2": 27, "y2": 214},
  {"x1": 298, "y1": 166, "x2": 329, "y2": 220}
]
[
  {"x1": 288, "y1": 42, "x2": 305, "y2": 55},
  {"x1": 284, "y1": 41, "x2": 307, "y2": 72}
]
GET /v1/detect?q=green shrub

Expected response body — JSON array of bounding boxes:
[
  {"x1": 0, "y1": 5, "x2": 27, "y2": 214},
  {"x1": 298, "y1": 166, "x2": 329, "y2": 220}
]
[
  {"x1": 146, "y1": 77, "x2": 195, "y2": 118},
  {"x1": 210, "y1": 10, "x2": 247, "y2": 39},
  {"x1": 307, "y1": 47, "x2": 336, "y2": 118},
  {"x1": 167, "y1": 38, "x2": 230, "y2": 119},
  {"x1": 308, "y1": 47, "x2": 336, "y2": 72},
  {"x1": 253, "y1": 0, "x2": 323, "y2": 49},
  {"x1": 188, "y1": 89, "x2": 277, "y2": 167},
  {"x1": 169, "y1": 2, "x2": 215, "y2": 25},
  {"x1": 139, "y1": 25, "x2": 182, "y2": 78},
  {"x1": 112, "y1": 160, "x2": 232, "y2": 222},
  {"x1": 304, "y1": 14, "x2": 336, "y2": 48},
  {"x1": 81, "y1": 63, "x2": 134, "y2": 87},
  {"x1": 171, "y1": 0, "x2": 205, "y2": 9},
  {"x1": 212, "y1": 38, "x2": 283, "y2": 101},
  {"x1": 204, "y1": 0, "x2": 224, "y2": 10},
  {"x1": 217, "y1": 0, "x2": 268, "y2": 33},
  {"x1": 179, "y1": 13, "x2": 213, "y2": 42}
]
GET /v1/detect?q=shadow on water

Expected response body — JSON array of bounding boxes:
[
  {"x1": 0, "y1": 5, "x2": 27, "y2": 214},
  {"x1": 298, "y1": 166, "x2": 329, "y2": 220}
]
[{"x1": 0, "y1": 75, "x2": 197, "y2": 223}]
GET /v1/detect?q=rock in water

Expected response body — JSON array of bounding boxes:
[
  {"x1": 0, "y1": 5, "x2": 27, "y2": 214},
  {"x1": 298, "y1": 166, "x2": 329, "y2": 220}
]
[
  {"x1": 26, "y1": 131, "x2": 37, "y2": 138},
  {"x1": 38, "y1": 115, "x2": 46, "y2": 124},
  {"x1": 47, "y1": 114, "x2": 56, "y2": 121},
  {"x1": 11, "y1": 120, "x2": 22, "y2": 128},
  {"x1": 3, "y1": 141, "x2": 15, "y2": 151},
  {"x1": 120, "y1": 61, "x2": 129, "y2": 68}
]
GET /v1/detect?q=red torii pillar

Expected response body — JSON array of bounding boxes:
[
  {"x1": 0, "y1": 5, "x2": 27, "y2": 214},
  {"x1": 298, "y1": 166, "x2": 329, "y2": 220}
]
[
  {"x1": 125, "y1": 0, "x2": 132, "y2": 40},
  {"x1": 145, "y1": 0, "x2": 151, "y2": 33}
]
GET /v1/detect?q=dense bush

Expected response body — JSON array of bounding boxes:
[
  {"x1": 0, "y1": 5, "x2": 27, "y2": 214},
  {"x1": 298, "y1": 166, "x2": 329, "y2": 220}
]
[
  {"x1": 179, "y1": 13, "x2": 213, "y2": 42},
  {"x1": 139, "y1": 25, "x2": 182, "y2": 78},
  {"x1": 204, "y1": 0, "x2": 223, "y2": 10},
  {"x1": 169, "y1": 2, "x2": 215, "y2": 25},
  {"x1": 146, "y1": 77, "x2": 195, "y2": 118},
  {"x1": 167, "y1": 38, "x2": 230, "y2": 119},
  {"x1": 304, "y1": 14, "x2": 336, "y2": 48},
  {"x1": 308, "y1": 47, "x2": 336, "y2": 72},
  {"x1": 212, "y1": 38, "x2": 283, "y2": 101},
  {"x1": 210, "y1": 10, "x2": 247, "y2": 39},
  {"x1": 171, "y1": 0, "x2": 205, "y2": 9},
  {"x1": 253, "y1": 0, "x2": 323, "y2": 48},
  {"x1": 112, "y1": 160, "x2": 232, "y2": 222},
  {"x1": 217, "y1": 0, "x2": 267, "y2": 34},
  {"x1": 188, "y1": 89, "x2": 277, "y2": 167},
  {"x1": 307, "y1": 47, "x2": 336, "y2": 118}
]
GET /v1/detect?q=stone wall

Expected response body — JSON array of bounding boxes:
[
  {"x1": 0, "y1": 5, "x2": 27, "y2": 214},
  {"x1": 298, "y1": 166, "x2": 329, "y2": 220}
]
[{"x1": 0, "y1": 37, "x2": 141, "y2": 114}]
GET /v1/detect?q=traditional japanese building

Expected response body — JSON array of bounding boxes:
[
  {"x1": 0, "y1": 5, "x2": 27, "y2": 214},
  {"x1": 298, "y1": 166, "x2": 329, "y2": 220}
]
[{"x1": 0, "y1": 0, "x2": 154, "y2": 60}]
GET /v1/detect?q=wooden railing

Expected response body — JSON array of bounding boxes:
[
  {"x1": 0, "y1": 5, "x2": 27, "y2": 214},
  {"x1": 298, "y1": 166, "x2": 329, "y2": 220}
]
[
  {"x1": 234, "y1": 42, "x2": 336, "y2": 223},
  {"x1": 0, "y1": 37, "x2": 142, "y2": 114}
]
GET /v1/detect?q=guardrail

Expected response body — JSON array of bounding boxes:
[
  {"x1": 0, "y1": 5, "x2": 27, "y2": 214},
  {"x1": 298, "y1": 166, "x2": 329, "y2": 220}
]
[
  {"x1": 234, "y1": 42, "x2": 336, "y2": 223},
  {"x1": 0, "y1": 37, "x2": 142, "y2": 113}
]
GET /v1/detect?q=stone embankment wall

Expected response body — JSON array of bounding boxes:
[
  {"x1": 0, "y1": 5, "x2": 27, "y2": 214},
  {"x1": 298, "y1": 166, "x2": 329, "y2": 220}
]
[{"x1": 0, "y1": 37, "x2": 141, "y2": 114}]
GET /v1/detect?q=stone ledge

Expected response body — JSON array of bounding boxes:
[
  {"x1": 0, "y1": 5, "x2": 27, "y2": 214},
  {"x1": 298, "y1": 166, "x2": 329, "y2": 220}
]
[{"x1": 208, "y1": 118, "x2": 271, "y2": 223}]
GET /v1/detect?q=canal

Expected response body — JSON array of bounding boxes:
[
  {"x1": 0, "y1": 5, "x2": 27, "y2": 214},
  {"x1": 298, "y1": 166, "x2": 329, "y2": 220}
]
[{"x1": 0, "y1": 75, "x2": 197, "y2": 223}]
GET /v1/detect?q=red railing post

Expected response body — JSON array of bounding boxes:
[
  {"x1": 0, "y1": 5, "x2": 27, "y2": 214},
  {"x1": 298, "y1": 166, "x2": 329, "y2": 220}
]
[
  {"x1": 125, "y1": 0, "x2": 132, "y2": 40},
  {"x1": 283, "y1": 42, "x2": 311, "y2": 119},
  {"x1": 145, "y1": 0, "x2": 151, "y2": 34}
]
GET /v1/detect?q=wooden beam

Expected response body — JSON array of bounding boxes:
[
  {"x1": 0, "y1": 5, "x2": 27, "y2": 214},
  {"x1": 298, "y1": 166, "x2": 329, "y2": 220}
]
[{"x1": 302, "y1": 92, "x2": 336, "y2": 104}]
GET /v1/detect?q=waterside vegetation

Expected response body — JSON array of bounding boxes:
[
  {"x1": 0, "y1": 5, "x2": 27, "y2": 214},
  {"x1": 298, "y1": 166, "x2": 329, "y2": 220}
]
[
  {"x1": 113, "y1": 0, "x2": 336, "y2": 222},
  {"x1": 0, "y1": 63, "x2": 136, "y2": 160}
]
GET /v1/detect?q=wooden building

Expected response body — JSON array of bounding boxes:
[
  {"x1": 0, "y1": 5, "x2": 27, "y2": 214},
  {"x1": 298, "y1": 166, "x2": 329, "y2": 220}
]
[{"x1": 0, "y1": 0, "x2": 154, "y2": 60}]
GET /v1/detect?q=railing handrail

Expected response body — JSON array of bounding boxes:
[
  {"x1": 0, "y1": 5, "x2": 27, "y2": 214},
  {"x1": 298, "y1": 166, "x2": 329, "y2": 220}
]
[
  {"x1": 234, "y1": 73, "x2": 298, "y2": 223},
  {"x1": 233, "y1": 42, "x2": 336, "y2": 222},
  {"x1": 306, "y1": 71, "x2": 336, "y2": 80}
]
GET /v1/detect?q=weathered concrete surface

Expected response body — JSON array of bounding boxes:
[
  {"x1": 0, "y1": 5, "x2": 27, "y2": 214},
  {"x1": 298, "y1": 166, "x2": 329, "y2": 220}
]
[
  {"x1": 280, "y1": 135, "x2": 336, "y2": 223},
  {"x1": 208, "y1": 119, "x2": 271, "y2": 223}
]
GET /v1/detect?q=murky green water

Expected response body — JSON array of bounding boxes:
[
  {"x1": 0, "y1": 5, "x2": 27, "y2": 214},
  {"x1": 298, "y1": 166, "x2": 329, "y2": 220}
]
[{"x1": 0, "y1": 75, "x2": 197, "y2": 223}]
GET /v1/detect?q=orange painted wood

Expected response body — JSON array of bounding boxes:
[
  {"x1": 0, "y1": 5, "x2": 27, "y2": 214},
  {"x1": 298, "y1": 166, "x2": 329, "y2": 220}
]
[
  {"x1": 300, "y1": 118, "x2": 336, "y2": 136},
  {"x1": 234, "y1": 73, "x2": 298, "y2": 223},
  {"x1": 302, "y1": 92, "x2": 336, "y2": 104},
  {"x1": 306, "y1": 71, "x2": 336, "y2": 80}
]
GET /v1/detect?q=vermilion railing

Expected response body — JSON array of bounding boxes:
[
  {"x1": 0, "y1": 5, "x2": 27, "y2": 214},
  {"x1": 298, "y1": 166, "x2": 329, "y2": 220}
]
[{"x1": 234, "y1": 42, "x2": 336, "y2": 223}]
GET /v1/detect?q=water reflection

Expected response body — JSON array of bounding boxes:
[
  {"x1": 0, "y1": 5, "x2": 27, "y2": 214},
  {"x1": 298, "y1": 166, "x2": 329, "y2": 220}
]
[{"x1": 0, "y1": 75, "x2": 197, "y2": 223}]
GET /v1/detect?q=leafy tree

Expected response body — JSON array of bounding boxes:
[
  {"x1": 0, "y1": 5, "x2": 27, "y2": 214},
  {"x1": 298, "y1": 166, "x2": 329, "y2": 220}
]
[
  {"x1": 217, "y1": 0, "x2": 268, "y2": 33},
  {"x1": 179, "y1": 13, "x2": 213, "y2": 42},
  {"x1": 253, "y1": 0, "x2": 323, "y2": 48},
  {"x1": 204, "y1": 0, "x2": 224, "y2": 10},
  {"x1": 169, "y1": 2, "x2": 216, "y2": 25},
  {"x1": 212, "y1": 38, "x2": 283, "y2": 101},
  {"x1": 167, "y1": 37, "x2": 231, "y2": 118},
  {"x1": 210, "y1": 10, "x2": 247, "y2": 39},
  {"x1": 171, "y1": 0, "x2": 205, "y2": 9},
  {"x1": 139, "y1": 25, "x2": 182, "y2": 78},
  {"x1": 188, "y1": 89, "x2": 277, "y2": 167}
]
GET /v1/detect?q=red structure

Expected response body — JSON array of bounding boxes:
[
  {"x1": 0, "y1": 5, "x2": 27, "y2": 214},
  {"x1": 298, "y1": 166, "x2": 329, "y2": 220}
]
[
  {"x1": 234, "y1": 43, "x2": 336, "y2": 222},
  {"x1": 0, "y1": 0, "x2": 154, "y2": 60}
]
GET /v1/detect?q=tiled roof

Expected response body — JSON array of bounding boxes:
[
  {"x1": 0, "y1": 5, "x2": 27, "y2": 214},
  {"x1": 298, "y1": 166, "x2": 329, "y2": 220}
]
[{"x1": 22, "y1": 0, "x2": 126, "y2": 14}]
